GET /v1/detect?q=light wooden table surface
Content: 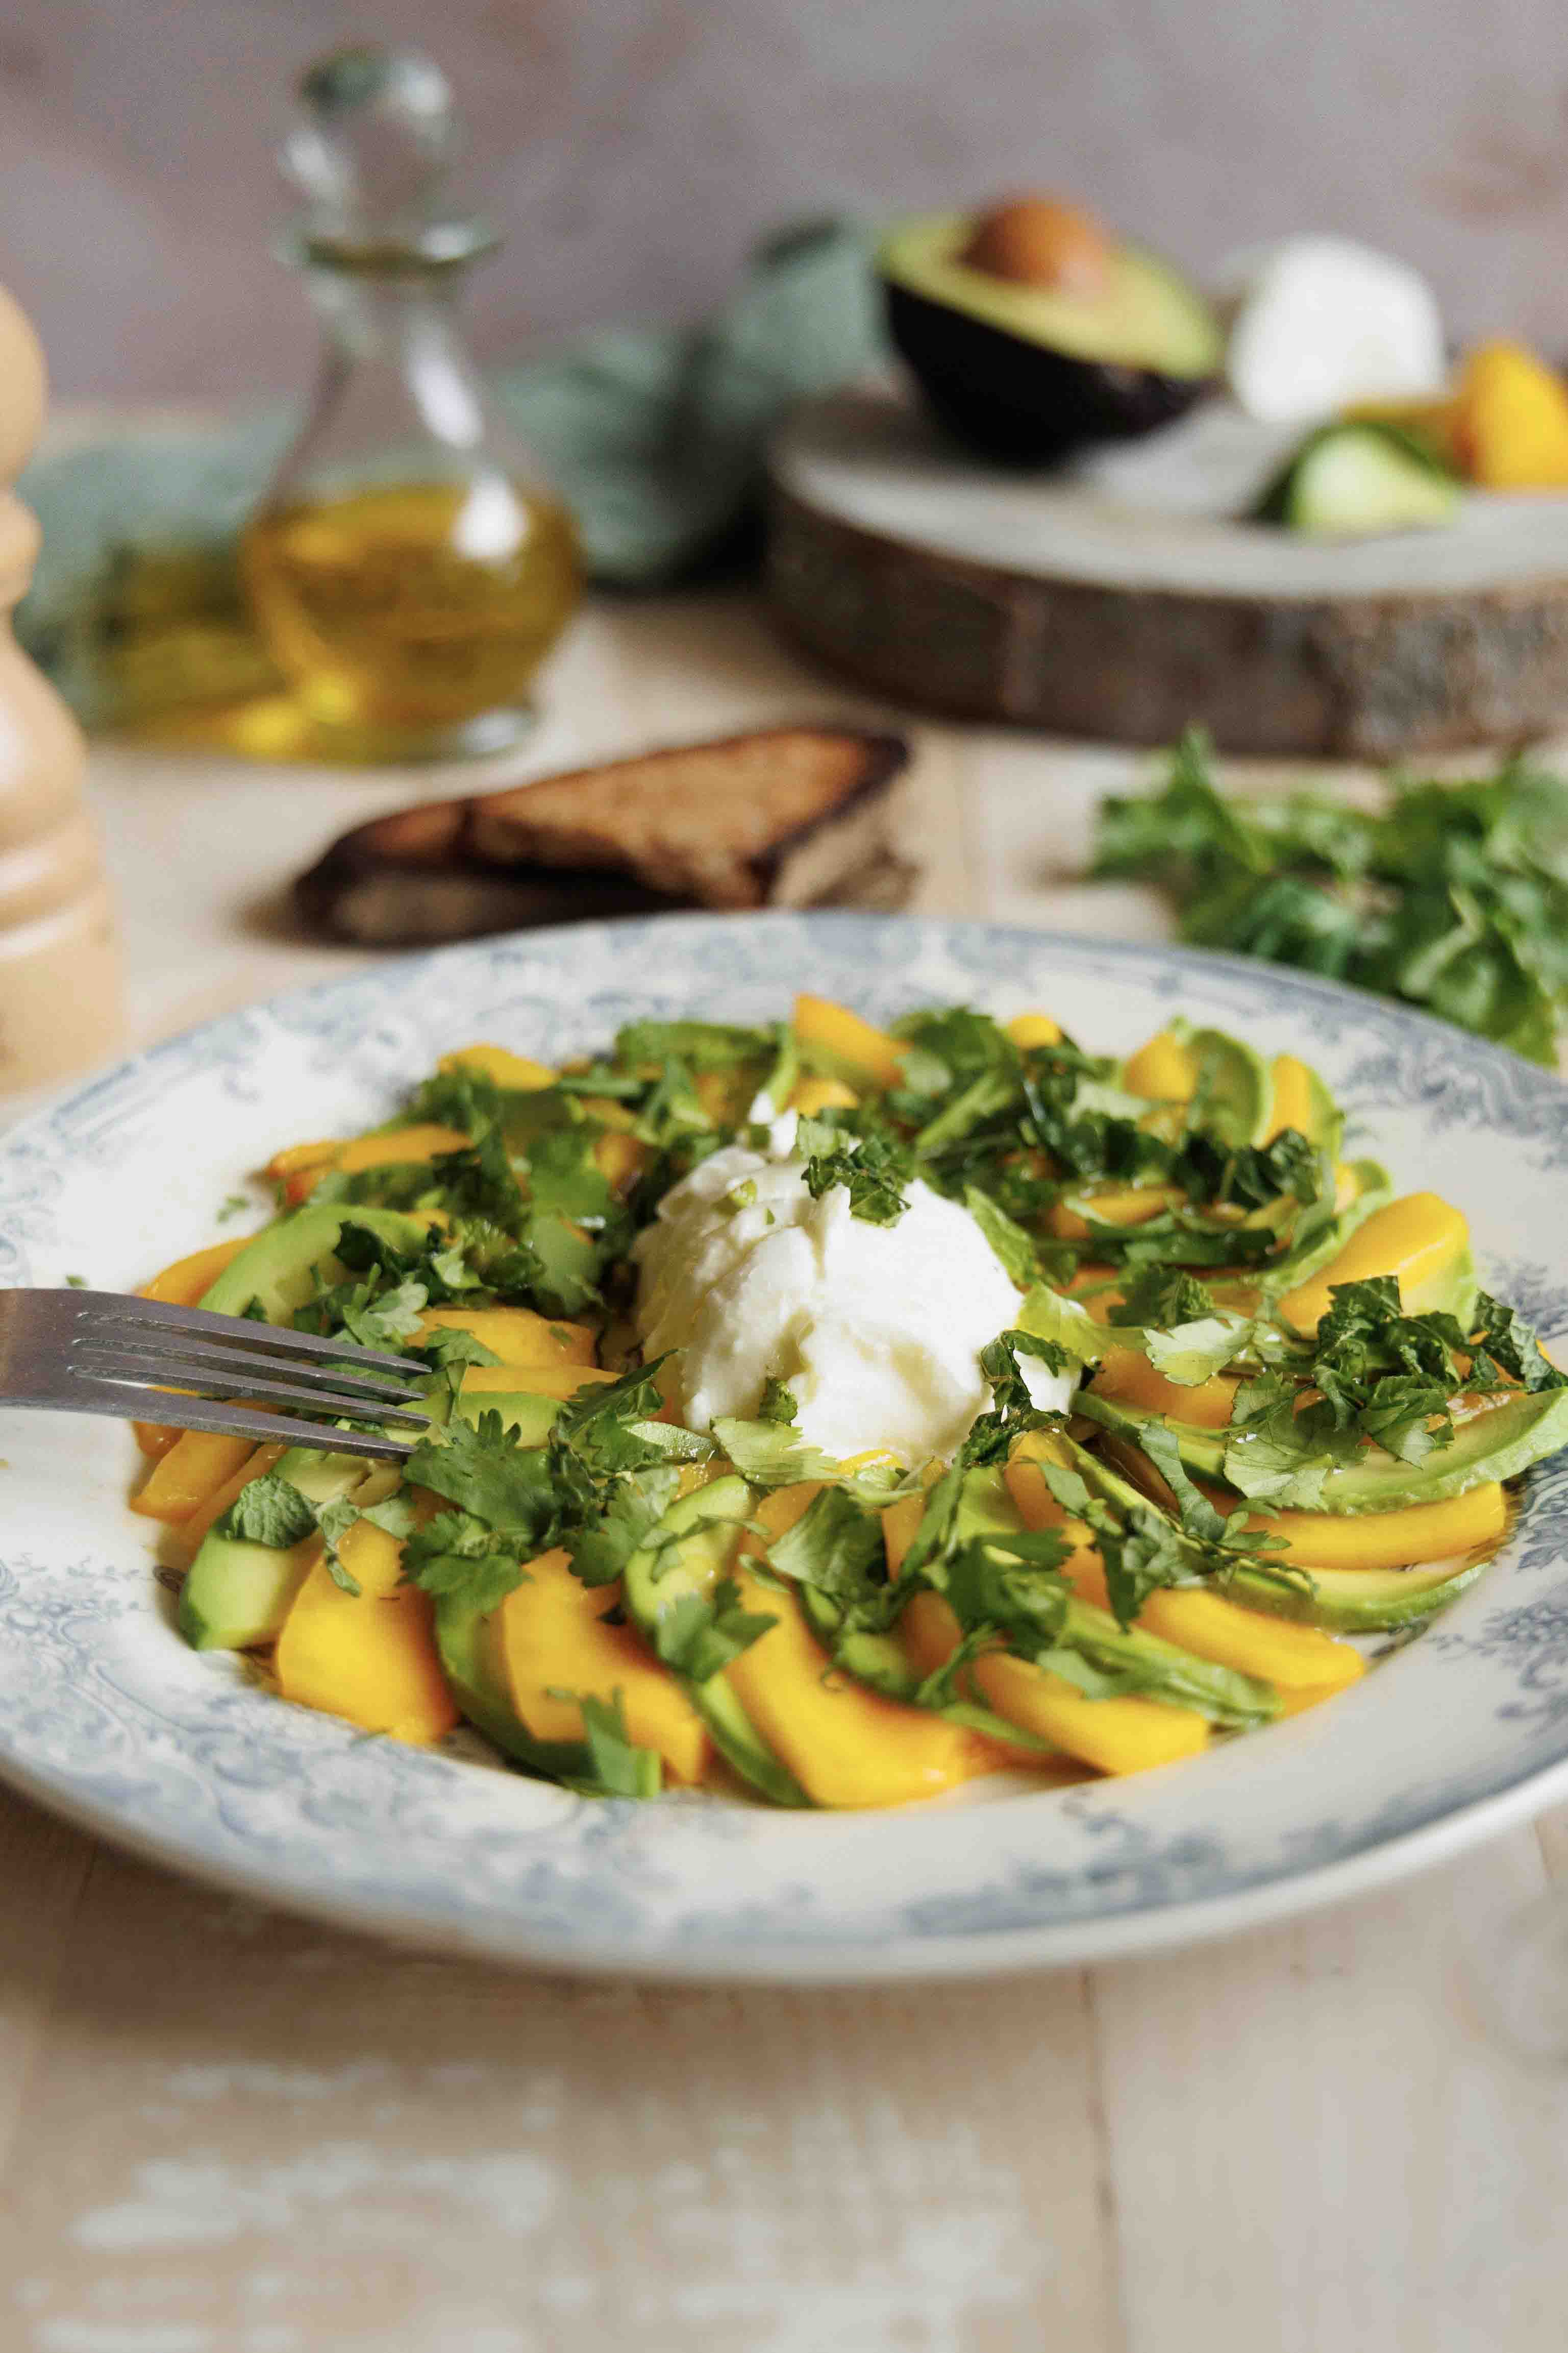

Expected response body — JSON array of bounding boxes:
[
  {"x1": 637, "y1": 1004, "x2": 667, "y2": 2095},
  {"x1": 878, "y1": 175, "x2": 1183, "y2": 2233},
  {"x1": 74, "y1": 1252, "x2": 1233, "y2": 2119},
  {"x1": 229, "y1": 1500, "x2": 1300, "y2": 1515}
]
[{"x1": 4, "y1": 592, "x2": 1566, "y2": 2353}]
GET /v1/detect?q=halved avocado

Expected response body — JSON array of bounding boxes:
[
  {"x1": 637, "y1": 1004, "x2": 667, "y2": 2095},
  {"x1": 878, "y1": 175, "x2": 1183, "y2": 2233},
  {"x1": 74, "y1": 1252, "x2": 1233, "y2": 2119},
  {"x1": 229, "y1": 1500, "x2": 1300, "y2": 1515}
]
[{"x1": 880, "y1": 203, "x2": 1222, "y2": 465}]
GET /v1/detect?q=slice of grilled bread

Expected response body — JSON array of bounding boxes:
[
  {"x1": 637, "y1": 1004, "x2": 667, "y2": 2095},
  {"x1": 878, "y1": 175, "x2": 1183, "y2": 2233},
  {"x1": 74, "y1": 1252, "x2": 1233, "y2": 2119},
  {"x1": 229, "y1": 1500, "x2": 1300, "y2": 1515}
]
[{"x1": 295, "y1": 726, "x2": 915, "y2": 945}]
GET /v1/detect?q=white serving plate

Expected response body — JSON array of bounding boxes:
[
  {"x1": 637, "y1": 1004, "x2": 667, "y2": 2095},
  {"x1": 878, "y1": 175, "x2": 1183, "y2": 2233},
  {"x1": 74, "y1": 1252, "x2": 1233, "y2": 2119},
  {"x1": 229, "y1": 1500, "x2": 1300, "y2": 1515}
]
[{"x1": 2, "y1": 912, "x2": 1566, "y2": 1983}]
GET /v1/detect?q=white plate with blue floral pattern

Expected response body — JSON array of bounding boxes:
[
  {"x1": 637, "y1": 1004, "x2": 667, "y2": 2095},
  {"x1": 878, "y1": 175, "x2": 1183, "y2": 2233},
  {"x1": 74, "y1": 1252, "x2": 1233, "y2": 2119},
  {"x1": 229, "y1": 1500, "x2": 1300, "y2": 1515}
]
[{"x1": 3, "y1": 912, "x2": 1568, "y2": 1982}]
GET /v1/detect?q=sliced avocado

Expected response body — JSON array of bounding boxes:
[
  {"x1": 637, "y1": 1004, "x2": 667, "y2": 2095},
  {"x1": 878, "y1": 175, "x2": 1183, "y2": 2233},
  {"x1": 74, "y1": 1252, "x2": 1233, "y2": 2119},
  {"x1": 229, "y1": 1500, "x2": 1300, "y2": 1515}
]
[
  {"x1": 451, "y1": 1385, "x2": 562, "y2": 1447},
  {"x1": 1060, "y1": 1432, "x2": 1488, "y2": 1632},
  {"x1": 880, "y1": 206, "x2": 1220, "y2": 465},
  {"x1": 621, "y1": 1477, "x2": 809, "y2": 1808},
  {"x1": 434, "y1": 1594, "x2": 594, "y2": 1781},
  {"x1": 1216, "y1": 1555, "x2": 1488, "y2": 1633},
  {"x1": 1254, "y1": 422, "x2": 1460, "y2": 539},
  {"x1": 1250, "y1": 1159, "x2": 1391, "y2": 1300},
  {"x1": 198, "y1": 1204, "x2": 431, "y2": 1323},
  {"x1": 1078, "y1": 1386, "x2": 1568, "y2": 1515},
  {"x1": 178, "y1": 1445, "x2": 373, "y2": 1651},
  {"x1": 1179, "y1": 1024, "x2": 1273, "y2": 1148},
  {"x1": 949, "y1": 1466, "x2": 1276, "y2": 1727}
]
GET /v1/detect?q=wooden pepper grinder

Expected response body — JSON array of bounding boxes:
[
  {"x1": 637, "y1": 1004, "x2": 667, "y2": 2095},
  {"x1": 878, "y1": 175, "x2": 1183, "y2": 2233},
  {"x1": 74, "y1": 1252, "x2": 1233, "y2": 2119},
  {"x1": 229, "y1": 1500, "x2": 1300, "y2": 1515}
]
[{"x1": 0, "y1": 283, "x2": 120, "y2": 1095}]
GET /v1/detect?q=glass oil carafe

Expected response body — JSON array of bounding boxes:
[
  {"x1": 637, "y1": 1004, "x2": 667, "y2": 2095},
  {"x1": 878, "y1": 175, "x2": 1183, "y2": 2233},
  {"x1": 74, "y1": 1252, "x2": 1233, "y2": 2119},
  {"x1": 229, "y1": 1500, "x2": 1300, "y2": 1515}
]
[{"x1": 241, "y1": 46, "x2": 580, "y2": 762}]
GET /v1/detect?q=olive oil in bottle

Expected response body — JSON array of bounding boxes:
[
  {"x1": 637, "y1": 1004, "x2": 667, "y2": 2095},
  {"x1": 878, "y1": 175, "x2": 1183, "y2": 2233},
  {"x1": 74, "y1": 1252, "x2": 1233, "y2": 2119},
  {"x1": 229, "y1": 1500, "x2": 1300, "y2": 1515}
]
[{"x1": 240, "y1": 45, "x2": 581, "y2": 761}]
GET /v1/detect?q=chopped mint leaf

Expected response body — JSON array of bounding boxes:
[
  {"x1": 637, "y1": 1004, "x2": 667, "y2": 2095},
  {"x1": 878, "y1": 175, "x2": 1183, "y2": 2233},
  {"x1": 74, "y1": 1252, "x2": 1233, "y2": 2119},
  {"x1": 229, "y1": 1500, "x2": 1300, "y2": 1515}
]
[
  {"x1": 64, "y1": 1273, "x2": 88, "y2": 1289},
  {"x1": 801, "y1": 1128, "x2": 913, "y2": 1226},
  {"x1": 758, "y1": 1378, "x2": 799, "y2": 1425},
  {"x1": 723, "y1": 1180, "x2": 758, "y2": 1214},
  {"x1": 216, "y1": 1193, "x2": 251, "y2": 1224},
  {"x1": 214, "y1": 1473, "x2": 317, "y2": 1550},
  {"x1": 1468, "y1": 1291, "x2": 1568, "y2": 1394}
]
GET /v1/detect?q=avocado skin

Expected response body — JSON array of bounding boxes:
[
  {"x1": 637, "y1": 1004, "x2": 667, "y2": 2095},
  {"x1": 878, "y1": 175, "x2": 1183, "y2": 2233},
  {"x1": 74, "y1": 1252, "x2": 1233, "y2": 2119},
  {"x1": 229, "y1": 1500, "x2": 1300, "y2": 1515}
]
[{"x1": 885, "y1": 278, "x2": 1212, "y2": 466}]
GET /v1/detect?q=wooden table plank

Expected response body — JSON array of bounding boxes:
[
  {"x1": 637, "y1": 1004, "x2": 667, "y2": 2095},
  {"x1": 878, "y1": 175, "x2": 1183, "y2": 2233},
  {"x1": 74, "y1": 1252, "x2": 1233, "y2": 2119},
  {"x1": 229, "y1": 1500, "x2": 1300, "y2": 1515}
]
[{"x1": 0, "y1": 1846, "x2": 1118, "y2": 2353}]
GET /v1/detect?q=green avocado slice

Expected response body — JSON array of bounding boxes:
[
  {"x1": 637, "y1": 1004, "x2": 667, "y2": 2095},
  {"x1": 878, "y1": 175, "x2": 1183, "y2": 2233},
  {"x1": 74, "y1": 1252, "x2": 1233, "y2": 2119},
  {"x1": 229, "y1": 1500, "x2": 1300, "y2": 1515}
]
[
  {"x1": 621, "y1": 1476, "x2": 809, "y2": 1808},
  {"x1": 949, "y1": 1465, "x2": 1276, "y2": 1728},
  {"x1": 178, "y1": 1444, "x2": 375, "y2": 1651},
  {"x1": 198, "y1": 1204, "x2": 432, "y2": 1324},
  {"x1": 1052, "y1": 1428, "x2": 1492, "y2": 1632},
  {"x1": 434, "y1": 1594, "x2": 595, "y2": 1782},
  {"x1": 1078, "y1": 1385, "x2": 1568, "y2": 1514}
]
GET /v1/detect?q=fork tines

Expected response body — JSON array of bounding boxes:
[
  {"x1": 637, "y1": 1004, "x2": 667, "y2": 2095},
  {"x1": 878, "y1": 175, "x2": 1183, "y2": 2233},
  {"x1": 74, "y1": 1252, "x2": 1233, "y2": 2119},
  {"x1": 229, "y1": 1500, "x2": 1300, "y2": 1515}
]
[{"x1": 63, "y1": 1290, "x2": 431, "y2": 1456}]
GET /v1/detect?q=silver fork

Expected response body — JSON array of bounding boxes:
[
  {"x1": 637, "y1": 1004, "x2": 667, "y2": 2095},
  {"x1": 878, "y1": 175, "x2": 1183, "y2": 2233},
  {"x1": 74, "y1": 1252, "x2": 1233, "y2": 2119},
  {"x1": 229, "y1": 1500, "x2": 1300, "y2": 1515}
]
[{"x1": 0, "y1": 1288, "x2": 431, "y2": 1462}]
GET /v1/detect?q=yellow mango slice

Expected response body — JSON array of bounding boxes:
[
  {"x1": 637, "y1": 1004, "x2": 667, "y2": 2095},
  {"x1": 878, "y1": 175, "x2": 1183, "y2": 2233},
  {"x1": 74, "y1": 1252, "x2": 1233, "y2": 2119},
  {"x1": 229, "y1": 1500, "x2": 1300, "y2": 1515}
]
[
  {"x1": 1049, "y1": 1184, "x2": 1181, "y2": 1241},
  {"x1": 724, "y1": 1559, "x2": 988, "y2": 1808},
  {"x1": 170, "y1": 1441, "x2": 289, "y2": 1565},
  {"x1": 498, "y1": 1549, "x2": 708, "y2": 1783},
  {"x1": 140, "y1": 1236, "x2": 253, "y2": 1308},
  {"x1": 1265, "y1": 1054, "x2": 1316, "y2": 1143},
  {"x1": 793, "y1": 993, "x2": 905, "y2": 1088},
  {"x1": 1455, "y1": 341, "x2": 1568, "y2": 489},
  {"x1": 1090, "y1": 1343, "x2": 1239, "y2": 1431},
  {"x1": 130, "y1": 1429, "x2": 261, "y2": 1523},
  {"x1": 787, "y1": 1074, "x2": 859, "y2": 1116},
  {"x1": 593, "y1": 1129, "x2": 651, "y2": 1194},
  {"x1": 461, "y1": 1362, "x2": 617, "y2": 1403},
  {"x1": 335, "y1": 1124, "x2": 470, "y2": 1174},
  {"x1": 416, "y1": 1305, "x2": 596, "y2": 1367},
  {"x1": 438, "y1": 1042, "x2": 556, "y2": 1089},
  {"x1": 1007, "y1": 1012, "x2": 1062, "y2": 1049},
  {"x1": 1005, "y1": 1432, "x2": 1362, "y2": 1697},
  {"x1": 276, "y1": 1516, "x2": 457, "y2": 1745},
  {"x1": 1243, "y1": 1481, "x2": 1505, "y2": 1572},
  {"x1": 900, "y1": 1589, "x2": 1208, "y2": 1777},
  {"x1": 1123, "y1": 1028, "x2": 1197, "y2": 1101},
  {"x1": 1277, "y1": 1191, "x2": 1470, "y2": 1333}
]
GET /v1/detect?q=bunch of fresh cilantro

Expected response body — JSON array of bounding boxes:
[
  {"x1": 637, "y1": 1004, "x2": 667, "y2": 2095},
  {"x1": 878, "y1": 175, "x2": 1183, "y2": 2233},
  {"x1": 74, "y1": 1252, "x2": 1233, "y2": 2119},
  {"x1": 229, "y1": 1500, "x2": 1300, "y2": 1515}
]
[{"x1": 1092, "y1": 731, "x2": 1568, "y2": 1065}]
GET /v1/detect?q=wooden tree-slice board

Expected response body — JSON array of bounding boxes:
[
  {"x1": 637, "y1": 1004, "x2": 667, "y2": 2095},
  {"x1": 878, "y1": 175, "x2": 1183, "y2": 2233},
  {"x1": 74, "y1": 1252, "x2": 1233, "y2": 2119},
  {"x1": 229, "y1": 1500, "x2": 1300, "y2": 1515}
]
[{"x1": 765, "y1": 387, "x2": 1568, "y2": 757}]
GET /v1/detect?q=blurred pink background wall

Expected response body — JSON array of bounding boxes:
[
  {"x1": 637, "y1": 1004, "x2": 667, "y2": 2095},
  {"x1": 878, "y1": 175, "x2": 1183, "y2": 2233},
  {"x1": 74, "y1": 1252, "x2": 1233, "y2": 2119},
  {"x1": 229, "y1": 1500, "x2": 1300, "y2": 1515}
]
[{"x1": 4, "y1": 0, "x2": 1566, "y2": 404}]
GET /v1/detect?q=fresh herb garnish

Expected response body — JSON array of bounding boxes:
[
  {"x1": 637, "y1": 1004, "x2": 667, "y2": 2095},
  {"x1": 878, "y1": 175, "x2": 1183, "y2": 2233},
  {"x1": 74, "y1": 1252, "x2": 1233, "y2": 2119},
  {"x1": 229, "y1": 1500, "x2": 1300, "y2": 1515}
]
[{"x1": 1093, "y1": 729, "x2": 1568, "y2": 1064}]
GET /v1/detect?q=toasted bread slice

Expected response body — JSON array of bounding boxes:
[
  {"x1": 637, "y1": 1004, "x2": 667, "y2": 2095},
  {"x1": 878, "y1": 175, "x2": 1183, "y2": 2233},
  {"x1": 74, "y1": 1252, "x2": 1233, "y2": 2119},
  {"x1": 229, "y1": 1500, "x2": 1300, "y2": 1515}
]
[{"x1": 295, "y1": 726, "x2": 915, "y2": 944}]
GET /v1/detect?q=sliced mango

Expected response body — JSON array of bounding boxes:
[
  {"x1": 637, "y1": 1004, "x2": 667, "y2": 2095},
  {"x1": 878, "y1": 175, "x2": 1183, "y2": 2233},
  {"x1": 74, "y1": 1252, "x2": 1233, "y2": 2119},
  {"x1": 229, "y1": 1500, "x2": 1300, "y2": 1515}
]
[
  {"x1": 1454, "y1": 341, "x2": 1568, "y2": 490},
  {"x1": 276, "y1": 1515, "x2": 457, "y2": 1745},
  {"x1": 130, "y1": 1429, "x2": 261, "y2": 1524},
  {"x1": 1004, "y1": 1433, "x2": 1363, "y2": 1698},
  {"x1": 724, "y1": 1559, "x2": 988, "y2": 1808},
  {"x1": 1007, "y1": 1012, "x2": 1062, "y2": 1049},
  {"x1": 334, "y1": 1123, "x2": 470, "y2": 1174},
  {"x1": 140, "y1": 1236, "x2": 254, "y2": 1307},
  {"x1": 1123, "y1": 1027, "x2": 1197, "y2": 1102},
  {"x1": 1265, "y1": 1053, "x2": 1316, "y2": 1143},
  {"x1": 461, "y1": 1362, "x2": 617, "y2": 1403},
  {"x1": 900, "y1": 1589, "x2": 1209, "y2": 1777},
  {"x1": 1243, "y1": 1481, "x2": 1505, "y2": 1572},
  {"x1": 1050, "y1": 1184, "x2": 1181, "y2": 1241},
  {"x1": 438, "y1": 1043, "x2": 556, "y2": 1089},
  {"x1": 1091, "y1": 1343, "x2": 1239, "y2": 1431},
  {"x1": 170, "y1": 1441, "x2": 289, "y2": 1565},
  {"x1": 1277, "y1": 1191, "x2": 1470, "y2": 1332},
  {"x1": 786, "y1": 1074, "x2": 859, "y2": 1116},
  {"x1": 792, "y1": 993, "x2": 905, "y2": 1089},
  {"x1": 497, "y1": 1548, "x2": 708, "y2": 1783},
  {"x1": 415, "y1": 1305, "x2": 596, "y2": 1368},
  {"x1": 593, "y1": 1129, "x2": 651, "y2": 1194}
]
